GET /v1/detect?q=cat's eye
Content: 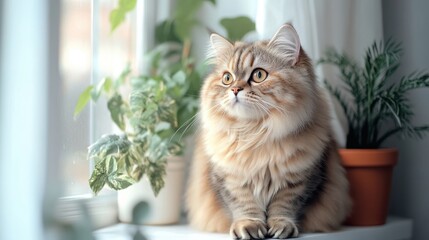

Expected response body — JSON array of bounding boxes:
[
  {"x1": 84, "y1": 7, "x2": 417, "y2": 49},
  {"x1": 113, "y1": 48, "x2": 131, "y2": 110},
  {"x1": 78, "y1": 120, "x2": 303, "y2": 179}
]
[
  {"x1": 222, "y1": 72, "x2": 233, "y2": 85},
  {"x1": 251, "y1": 68, "x2": 268, "y2": 83}
]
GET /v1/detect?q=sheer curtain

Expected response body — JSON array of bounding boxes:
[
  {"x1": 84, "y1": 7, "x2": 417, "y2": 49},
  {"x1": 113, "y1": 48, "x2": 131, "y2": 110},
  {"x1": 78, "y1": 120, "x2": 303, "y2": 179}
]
[
  {"x1": 256, "y1": 0, "x2": 384, "y2": 146},
  {"x1": 0, "y1": 0, "x2": 61, "y2": 239}
]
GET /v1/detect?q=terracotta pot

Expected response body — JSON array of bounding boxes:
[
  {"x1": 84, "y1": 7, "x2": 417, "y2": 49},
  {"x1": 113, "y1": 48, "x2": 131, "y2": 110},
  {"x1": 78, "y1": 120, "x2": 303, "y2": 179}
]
[{"x1": 339, "y1": 148, "x2": 398, "y2": 226}]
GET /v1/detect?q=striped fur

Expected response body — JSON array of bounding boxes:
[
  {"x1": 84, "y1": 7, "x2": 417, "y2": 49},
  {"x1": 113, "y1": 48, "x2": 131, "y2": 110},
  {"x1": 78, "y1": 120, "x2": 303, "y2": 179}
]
[{"x1": 186, "y1": 24, "x2": 351, "y2": 239}]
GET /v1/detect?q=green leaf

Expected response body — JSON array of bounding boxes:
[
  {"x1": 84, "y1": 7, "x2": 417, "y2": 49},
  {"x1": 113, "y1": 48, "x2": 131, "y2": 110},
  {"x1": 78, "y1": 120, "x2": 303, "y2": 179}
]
[
  {"x1": 146, "y1": 161, "x2": 166, "y2": 196},
  {"x1": 173, "y1": 0, "x2": 205, "y2": 40},
  {"x1": 174, "y1": 19, "x2": 198, "y2": 41},
  {"x1": 172, "y1": 70, "x2": 186, "y2": 85},
  {"x1": 206, "y1": 0, "x2": 216, "y2": 5},
  {"x1": 109, "y1": 9, "x2": 125, "y2": 32},
  {"x1": 87, "y1": 134, "x2": 140, "y2": 192},
  {"x1": 106, "y1": 155, "x2": 118, "y2": 176},
  {"x1": 220, "y1": 16, "x2": 255, "y2": 41},
  {"x1": 109, "y1": 0, "x2": 137, "y2": 32},
  {"x1": 127, "y1": 164, "x2": 145, "y2": 181},
  {"x1": 107, "y1": 94, "x2": 127, "y2": 130},
  {"x1": 119, "y1": 0, "x2": 137, "y2": 11},
  {"x1": 398, "y1": 72, "x2": 429, "y2": 92},
  {"x1": 123, "y1": 146, "x2": 141, "y2": 178},
  {"x1": 74, "y1": 85, "x2": 94, "y2": 119},
  {"x1": 89, "y1": 162, "x2": 107, "y2": 195},
  {"x1": 107, "y1": 174, "x2": 135, "y2": 190},
  {"x1": 166, "y1": 71, "x2": 189, "y2": 100},
  {"x1": 155, "y1": 121, "x2": 171, "y2": 132},
  {"x1": 91, "y1": 77, "x2": 112, "y2": 101},
  {"x1": 129, "y1": 83, "x2": 177, "y2": 135},
  {"x1": 155, "y1": 20, "x2": 181, "y2": 43},
  {"x1": 130, "y1": 91, "x2": 149, "y2": 114},
  {"x1": 103, "y1": 77, "x2": 113, "y2": 93},
  {"x1": 182, "y1": 69, "x2": 200, "y2": 101},
  {"x1": 88, "y1": 134, "x2": 132, "y2": 158}
]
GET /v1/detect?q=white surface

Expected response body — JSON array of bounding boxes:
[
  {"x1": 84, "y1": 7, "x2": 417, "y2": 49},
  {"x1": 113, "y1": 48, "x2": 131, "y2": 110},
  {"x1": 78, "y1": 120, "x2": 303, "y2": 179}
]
[{"x1": 95, "y1": 216, "x2": 412, "y2": 240}]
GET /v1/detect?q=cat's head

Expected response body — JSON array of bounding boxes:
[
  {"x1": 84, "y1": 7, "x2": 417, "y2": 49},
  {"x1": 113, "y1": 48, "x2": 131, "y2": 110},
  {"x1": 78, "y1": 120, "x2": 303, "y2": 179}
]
[{"x1": 201, "y1": 24, "x2": 317, "y2": 135}]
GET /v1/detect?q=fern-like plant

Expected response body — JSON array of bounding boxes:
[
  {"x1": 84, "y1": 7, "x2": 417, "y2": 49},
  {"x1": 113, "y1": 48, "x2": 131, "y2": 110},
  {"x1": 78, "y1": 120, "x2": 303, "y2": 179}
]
[{"x1": 320, "y1": 40, "x2": 429, "y2": 149}]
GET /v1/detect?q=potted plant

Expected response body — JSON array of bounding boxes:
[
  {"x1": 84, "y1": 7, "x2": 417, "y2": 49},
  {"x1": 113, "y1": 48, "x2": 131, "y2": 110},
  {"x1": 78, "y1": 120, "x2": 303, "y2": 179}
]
[
  {"x1": 74, "y1": 0, "x2": 256, "y2": 225},
  {"x1": 320, "y1": 40, "x2": 429, "y2": 226},
  {"x1": 74, "y1": 36, "x2": 207, "y2": 223},
  {"x1": 82, "y1": 71, "x2": 194, "y2": 224}
]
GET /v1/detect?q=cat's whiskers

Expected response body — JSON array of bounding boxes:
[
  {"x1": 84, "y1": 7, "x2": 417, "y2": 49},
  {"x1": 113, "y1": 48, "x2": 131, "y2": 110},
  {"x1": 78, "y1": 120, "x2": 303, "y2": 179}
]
[
  {"x1": 225, "y1": 111, "x2": 271, "y2": 149},
  {"x1": 178, "y1": 114, "x2": 199, "y2": 142},
  {"x1": 169, "y1": 112, "x2": 198, "y2": 144},
  {"x1": 244, "y1": 92, "x2": 285, "y2": 117},
  {"x1": 169, "y1": 98, "x2": 227, "y2": 144},
  {"x1": 214, "y1": 97, "x2": 230, "y2": 119},
  {"x1": 258, "y1": 98, "x2": 287, "y2": 116},
  {"x1": 255, "y1": 101, "x2": 271, "y2": 117},
  {"x1": 246, "y1": 98, "x2": 270, "y2": 117}
]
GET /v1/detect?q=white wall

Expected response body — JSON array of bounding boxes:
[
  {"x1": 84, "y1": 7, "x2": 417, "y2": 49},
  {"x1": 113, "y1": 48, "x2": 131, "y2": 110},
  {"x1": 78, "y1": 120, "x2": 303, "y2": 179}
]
[{"x1": 382, "y1": 1, "x2": 429, "y2": 240}]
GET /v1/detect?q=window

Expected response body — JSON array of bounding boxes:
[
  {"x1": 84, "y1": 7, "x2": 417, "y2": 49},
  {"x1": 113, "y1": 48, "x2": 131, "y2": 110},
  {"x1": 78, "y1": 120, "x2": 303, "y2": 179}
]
[
  {"x1": 60, "y1": 0, "x2": 136, "y2": 197},
  {"x1": 54, "y1": 0, "x2": 141, "y2": 229}
]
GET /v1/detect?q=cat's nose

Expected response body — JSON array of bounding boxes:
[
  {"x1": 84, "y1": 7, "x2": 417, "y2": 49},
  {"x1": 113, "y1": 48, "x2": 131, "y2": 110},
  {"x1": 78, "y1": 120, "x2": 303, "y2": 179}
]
[{"x1": 231, "y1": 87, "x2": 243, "y2": 96}]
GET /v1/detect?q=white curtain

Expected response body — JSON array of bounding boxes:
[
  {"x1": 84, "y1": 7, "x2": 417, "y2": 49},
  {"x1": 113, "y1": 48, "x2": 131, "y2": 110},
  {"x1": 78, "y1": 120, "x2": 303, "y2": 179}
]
[
  {"x1": 0, "y1": 0, "x2": 61, "y2": 239},
  {"x1": 256, "y1": 0, "x2": 384, "y2": 147}
]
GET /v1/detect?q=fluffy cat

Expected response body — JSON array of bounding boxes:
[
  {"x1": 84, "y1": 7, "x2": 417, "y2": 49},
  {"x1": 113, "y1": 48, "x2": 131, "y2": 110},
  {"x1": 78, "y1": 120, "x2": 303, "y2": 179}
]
[{"x1": 186, "y1": 24, "x2": 351, "y2": 239}]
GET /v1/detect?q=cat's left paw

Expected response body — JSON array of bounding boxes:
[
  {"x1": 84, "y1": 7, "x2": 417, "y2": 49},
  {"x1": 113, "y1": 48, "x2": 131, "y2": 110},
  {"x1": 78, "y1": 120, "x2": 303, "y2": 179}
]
[{"x1": 267, "y1": 217, "x2": 299, "y2": 239}]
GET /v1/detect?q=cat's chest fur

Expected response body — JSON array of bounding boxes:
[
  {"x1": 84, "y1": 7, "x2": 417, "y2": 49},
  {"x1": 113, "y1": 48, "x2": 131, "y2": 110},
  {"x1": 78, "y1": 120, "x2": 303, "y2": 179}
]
[
  {"x1": 205, "y1": 129, "x2": 317, "y2": 209},
  {"x1": 245, "y1": 163, "x2": 289, "y2": 209},
  {"x1": 205, "y1": 127, "x2": 315, "y2": 175}
]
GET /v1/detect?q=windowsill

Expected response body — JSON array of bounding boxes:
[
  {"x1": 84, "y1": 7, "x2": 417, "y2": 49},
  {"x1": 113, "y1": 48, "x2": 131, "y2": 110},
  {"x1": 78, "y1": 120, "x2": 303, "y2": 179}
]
[
  {"x1": 56, "y1": 191, "x2": 118, "y2": 229},
  {"x1": 94, "y1": 216, "x2": 413, "y2": 240}
]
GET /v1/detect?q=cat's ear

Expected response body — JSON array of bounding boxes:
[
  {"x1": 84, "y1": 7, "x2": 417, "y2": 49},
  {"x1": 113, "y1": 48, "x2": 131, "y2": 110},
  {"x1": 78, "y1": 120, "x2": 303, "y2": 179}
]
[
  {"x1": 208, "y1": 33, "x2": 233, "y2": 59},
  {"x1": 268, "y1": 24, "x2": 301, "y2": 65}
]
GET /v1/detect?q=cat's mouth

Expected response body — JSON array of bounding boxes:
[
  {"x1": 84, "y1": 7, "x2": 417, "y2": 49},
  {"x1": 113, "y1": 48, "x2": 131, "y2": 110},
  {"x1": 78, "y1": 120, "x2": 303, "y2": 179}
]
[
  {"x1": 233, "y1": 96, "x2": 240, "y2": 104},
  {"x1": 230, "y1": 99, "x2": 255, "y2": 114},
  {"x1": 231, "y1": 96, "x2": 248, "y2": 109},
  {"x1": 225, "y1": 95, "x2": 259, "y2": 118}
]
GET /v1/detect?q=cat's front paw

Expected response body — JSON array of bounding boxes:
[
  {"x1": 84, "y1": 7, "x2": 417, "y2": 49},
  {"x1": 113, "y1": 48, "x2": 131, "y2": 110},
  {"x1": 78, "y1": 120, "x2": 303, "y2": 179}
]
[
  {"x1": 230, "y1": 219, "x2": 267, "y2": 240},
  {"x1": 267, "y1": 217, "x2": 299, "y2": 239}
]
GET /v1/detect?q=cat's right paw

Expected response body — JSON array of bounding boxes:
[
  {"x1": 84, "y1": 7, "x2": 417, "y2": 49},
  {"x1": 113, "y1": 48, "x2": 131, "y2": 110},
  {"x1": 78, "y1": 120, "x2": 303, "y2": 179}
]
[
  {"x1": 267, "y1": 217, "x2": 299, "y2": 239},
  {"x1": 230, "y1": 219, "x2": 267, "y2": 239}
]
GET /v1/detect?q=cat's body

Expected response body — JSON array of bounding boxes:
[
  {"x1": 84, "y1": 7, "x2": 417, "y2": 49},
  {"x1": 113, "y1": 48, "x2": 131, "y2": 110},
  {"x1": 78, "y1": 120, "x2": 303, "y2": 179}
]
[{"x1": 186, "y1": 24, "x2": 351, "y2": 239}]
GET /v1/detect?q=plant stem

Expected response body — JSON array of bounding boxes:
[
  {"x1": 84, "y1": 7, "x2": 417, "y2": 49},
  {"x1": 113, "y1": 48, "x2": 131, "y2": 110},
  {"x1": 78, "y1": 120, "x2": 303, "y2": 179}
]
[
  {"x1": 182, "y1": 39, "x2": 191, "y2": 60},
  {"x1": 375, "y1": 127, "x2": 402, "y2": 147}
]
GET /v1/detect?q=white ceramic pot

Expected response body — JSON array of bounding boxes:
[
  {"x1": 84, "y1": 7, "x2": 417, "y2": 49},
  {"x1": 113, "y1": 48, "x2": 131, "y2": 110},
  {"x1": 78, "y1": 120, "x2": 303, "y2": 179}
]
[{"x1": 118, "y1": 156, "x2": 185, "y2": 224}]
